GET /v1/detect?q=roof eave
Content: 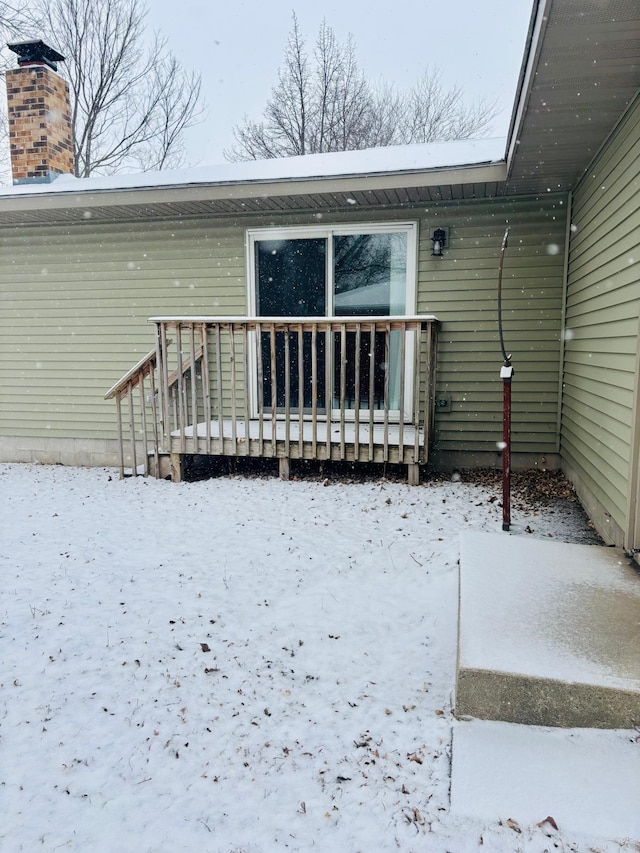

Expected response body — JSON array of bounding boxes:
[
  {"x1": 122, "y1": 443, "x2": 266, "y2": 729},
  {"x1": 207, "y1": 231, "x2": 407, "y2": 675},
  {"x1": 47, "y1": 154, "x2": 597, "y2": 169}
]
[
  {"x1": 0, "y1": 161, "x2": 507, "y2": 215},
  {"x1": 505, "y1": 0, "x2": 551, "y2": 179}
]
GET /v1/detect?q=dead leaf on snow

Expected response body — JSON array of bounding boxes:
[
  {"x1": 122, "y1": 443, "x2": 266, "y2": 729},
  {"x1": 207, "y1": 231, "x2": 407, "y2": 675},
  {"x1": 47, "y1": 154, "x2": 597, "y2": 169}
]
[
  {"x1": 503, "y1": 818, "x2": 522, "y2": 833},
  {"x1": 536, "y1": 815, "x2": 559, "y2": 831},
  {"x1": 403, "y1": 807, "x2": 425, "y2": 826}
]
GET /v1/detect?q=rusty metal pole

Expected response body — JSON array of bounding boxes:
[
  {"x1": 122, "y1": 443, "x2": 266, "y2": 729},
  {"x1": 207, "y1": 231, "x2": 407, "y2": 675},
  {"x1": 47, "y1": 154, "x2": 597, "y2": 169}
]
[
  {"x1": 500, "y1": 362, "x2": 513, "y2": 530},
  {"x1": 497, "y1": 226, "x2": 511, "y2": 531}
]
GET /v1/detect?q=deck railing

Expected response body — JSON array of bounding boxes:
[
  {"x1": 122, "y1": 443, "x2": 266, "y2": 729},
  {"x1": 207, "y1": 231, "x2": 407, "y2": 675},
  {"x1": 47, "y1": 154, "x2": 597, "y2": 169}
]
[
  {"x1": 104, "y1": 348, "x2": 160, "y2": 478},
  {"x1": 106, "y1": 316, "x2": 439, "y2": 479}
]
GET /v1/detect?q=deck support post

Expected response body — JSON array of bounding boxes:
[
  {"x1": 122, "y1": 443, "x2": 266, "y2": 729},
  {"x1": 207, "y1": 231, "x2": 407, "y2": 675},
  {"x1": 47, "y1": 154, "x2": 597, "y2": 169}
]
[
  {"x1": 279, "y1": 457, "x2": 290, "y2": 481},
  {"x1": 170, "y1": 452, "x2": 183, "y2": 483},
  {"x1": 407, "y1": 463, "x2": 420, "y2": 486}
]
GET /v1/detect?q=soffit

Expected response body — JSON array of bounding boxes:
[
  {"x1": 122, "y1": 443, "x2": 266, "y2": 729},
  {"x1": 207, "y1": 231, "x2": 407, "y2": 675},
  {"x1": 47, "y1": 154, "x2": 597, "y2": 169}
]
[{"x1": 507, "y1": 0, "x2": 640, "y2": 194}]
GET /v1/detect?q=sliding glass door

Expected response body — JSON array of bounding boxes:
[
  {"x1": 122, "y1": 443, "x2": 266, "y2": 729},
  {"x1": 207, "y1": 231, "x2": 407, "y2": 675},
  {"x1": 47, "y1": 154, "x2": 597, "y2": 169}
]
[{"x1": 249, "y1": 223, "x2": 416, "y2": 418}]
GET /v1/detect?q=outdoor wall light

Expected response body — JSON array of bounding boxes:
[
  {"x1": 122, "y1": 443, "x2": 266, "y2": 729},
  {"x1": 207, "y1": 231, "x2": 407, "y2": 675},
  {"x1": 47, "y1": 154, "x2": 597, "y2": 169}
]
[{"x1": 431, "y1": 228, "x2": 447, "y2": 257}]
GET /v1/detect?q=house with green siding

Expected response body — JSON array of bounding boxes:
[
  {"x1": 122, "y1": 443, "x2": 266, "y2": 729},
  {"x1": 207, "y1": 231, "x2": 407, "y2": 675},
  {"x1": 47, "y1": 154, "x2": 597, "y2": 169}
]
[{"x1": 0, "y1": 0, "x2": 638, "y2": 550}]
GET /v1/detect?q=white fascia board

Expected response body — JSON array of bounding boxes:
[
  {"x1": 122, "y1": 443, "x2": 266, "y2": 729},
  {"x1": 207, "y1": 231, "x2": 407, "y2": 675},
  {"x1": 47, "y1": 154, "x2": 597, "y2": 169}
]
[{"x1": 506, "y1": 0, "x2": 552, "y2": 176}]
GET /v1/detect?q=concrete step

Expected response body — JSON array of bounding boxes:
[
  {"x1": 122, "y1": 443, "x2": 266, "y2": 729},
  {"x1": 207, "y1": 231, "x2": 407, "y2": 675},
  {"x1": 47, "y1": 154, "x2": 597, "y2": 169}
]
[{"x1": 456, "y1": 531, "x2": 640, "y2": 728}]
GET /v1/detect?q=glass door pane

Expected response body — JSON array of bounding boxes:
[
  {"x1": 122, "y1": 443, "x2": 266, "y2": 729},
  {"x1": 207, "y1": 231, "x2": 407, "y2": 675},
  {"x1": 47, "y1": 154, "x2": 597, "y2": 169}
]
[
  {"x1": 332, "y1": 232, "x2": 407, "y2": 411},
  {"x1": 255, "y1": 238, "x2": 326, "y2": 412}
]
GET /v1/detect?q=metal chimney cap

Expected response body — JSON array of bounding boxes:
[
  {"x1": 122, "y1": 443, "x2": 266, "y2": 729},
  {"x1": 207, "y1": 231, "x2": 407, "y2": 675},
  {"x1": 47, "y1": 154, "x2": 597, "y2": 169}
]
[{"x1": 8, "y1": 39, "x2": 66, "y2": 71}]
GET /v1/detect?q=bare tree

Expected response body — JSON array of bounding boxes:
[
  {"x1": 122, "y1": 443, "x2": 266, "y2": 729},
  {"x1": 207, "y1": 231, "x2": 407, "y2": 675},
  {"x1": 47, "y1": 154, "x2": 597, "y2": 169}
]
[
  {"x1": 230, "y1": 14, "x2": 310, "y2": 159},
  {"x1": 227, "y1": 15, "x2": 383, "y2": 160},
  {"x1": 400, "y1": 69, "x2": 496, "y2": 144},
  {"x1": 32, "y1": 0, "x2": 203, "y2": 176},
  {"x1": 0, "y1": 1, "x2": 32, "y2": 35},
  {"x1": 227, "y1": 15, "x2": 497, "y2": 161}
]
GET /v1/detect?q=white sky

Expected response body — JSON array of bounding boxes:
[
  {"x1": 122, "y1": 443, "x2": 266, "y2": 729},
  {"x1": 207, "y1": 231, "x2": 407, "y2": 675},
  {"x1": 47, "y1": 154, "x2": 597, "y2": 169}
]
[{"x1": 145, "y1": 0, "x2": 534, "y2": 166}]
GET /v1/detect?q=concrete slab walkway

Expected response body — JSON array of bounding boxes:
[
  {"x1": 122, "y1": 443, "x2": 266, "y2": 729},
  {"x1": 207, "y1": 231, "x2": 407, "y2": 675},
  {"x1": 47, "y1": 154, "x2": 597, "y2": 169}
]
[
  {"x1": 456, "y1": 531, "x2": 640, "y2": 728},
  {"x1": 451, "y1": 718, "x2": 640, "y2": 841}
]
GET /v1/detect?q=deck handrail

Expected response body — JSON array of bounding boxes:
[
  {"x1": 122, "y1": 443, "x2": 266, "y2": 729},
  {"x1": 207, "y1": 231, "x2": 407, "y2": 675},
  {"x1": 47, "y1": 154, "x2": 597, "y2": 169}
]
[
  {"x1": 166, "y1": 345, "x2": 203, "y2": 388},
  {"x1": 104, "y1": 348, "x2": 157, "y2": 401},
  {"x1": 103, "y1": 348, "x2": 160, "y2": 478},
  {"x1": 149, "y1": 315, "x2": 438, "y2": 329}
]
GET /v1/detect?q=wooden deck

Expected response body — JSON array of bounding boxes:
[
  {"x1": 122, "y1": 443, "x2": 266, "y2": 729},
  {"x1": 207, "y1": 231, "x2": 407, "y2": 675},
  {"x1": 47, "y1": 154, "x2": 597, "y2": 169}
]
[
  {"x1": 106, "y1": 316, "x2": 439, "y2": 482},
  {"x1": 172, "y1": 418, "x2": 423, "y2": 460}
]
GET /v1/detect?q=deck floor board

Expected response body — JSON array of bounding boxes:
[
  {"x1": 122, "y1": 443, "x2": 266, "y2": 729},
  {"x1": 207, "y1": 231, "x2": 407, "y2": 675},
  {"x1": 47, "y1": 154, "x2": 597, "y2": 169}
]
[{"x1": 169, "y1": 419, "x2": 425, "y2": 464}]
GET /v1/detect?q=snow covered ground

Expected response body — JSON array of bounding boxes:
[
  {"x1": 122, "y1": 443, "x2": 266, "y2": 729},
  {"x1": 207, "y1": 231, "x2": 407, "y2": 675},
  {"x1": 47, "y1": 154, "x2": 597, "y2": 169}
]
[{"x1": 1, "y1": 463, "x2": 637, "y2": 852}]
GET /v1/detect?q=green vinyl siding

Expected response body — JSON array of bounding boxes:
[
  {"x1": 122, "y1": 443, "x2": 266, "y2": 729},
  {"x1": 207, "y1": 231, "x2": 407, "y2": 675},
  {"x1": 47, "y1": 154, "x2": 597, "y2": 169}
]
[
  {"x1": 562, "y1": 94, "x2": 640, "y2": 538},
  {"x1": 417, "y1": 197, "x2": 567, "y2": 454},
  {"x1": 0, "y1": 196, "x2": 567, "y2": 457},
  {"x1": 0, "y1": 218, "x2": 247, "y2": 440}
]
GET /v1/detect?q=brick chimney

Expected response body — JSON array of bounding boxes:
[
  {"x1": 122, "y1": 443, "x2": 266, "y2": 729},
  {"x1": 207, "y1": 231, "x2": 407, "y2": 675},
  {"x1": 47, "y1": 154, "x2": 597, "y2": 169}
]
[{"x1": 6, "y1": 39, "x2": 74, "y2": 184}]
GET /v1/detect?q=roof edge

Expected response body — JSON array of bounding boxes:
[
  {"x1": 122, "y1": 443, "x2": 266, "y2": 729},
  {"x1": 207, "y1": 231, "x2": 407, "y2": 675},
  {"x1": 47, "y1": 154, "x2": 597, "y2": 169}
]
[
  {"x1": 505, "y1": 0, "x2": 551, "y2": 179},
  {"x1": 0, "y1": 161, "x2": 507, "y2": 214}
]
